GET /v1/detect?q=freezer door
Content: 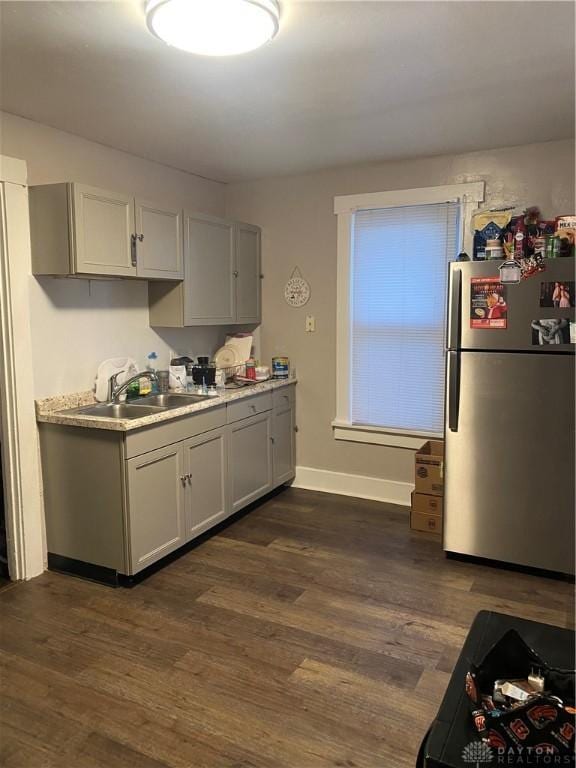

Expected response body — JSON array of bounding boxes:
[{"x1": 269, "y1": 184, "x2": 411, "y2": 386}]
[
  {"x1": 448, "y1": 258, "x2": 575, "y2": 352},
  {"x1": 444, "y1": 351, "x2": 575, "y2": 574}
]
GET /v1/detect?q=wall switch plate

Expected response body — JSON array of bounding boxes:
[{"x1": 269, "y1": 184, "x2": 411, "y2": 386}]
[{"x1": 305, "y1": 315, "x2": 316, "y2": 332}]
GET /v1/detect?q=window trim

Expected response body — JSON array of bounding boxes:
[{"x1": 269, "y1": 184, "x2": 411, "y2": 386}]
[{"x1": 333, "y1": 182, "x2": 485, "y2": 449}]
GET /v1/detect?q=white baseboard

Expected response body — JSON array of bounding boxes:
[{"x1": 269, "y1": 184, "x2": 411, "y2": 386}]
[{"x1": 293, "y1": 466, "x2": 413, "y2": 507}]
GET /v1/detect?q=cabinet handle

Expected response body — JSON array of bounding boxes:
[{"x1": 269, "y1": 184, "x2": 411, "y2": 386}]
[
  {"x1": 187, "y1": 473, "x2": 192, "y2": 484},
  {"x1": 250, "y1": 404, "x2": 256, "y2": 411},
  {"x1": 233, "y1": 270, "x2": 239, "y2": 278},
  {"x1": 180, "y1": 475, "x2": 187, "y2": 486},
  {"x1": 130, "y1": 234, "x2": 138, "y2": 267},
  {"x1": 270, "y1": 436, "x2": 275, "y2": 444},
  {"x1": 294, "y1": 425, "x2": 299, "y2": 433},
  {"x1": 137, "y1": 234, "x2": 144, "y2": 242},
  {"x1": 260, "y1": 273, "x2": 264, "y2": 279}
]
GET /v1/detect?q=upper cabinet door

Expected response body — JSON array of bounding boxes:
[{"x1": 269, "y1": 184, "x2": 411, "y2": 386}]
[
  {"x1": 135, "y1": 200, "x2": 183, "y2": 281},
  {"x1": 235, "y1": 222, "x2": 262, "y2": 324},
  {"x1": 71, "y1": 184, "x2": 136, "y2": 277},
  {"x1": 183, "y1": 213, "x2": 236, "y2": 325}
]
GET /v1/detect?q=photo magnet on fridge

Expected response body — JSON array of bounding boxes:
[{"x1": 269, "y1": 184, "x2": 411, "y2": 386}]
[
  {"x1": 470, "y1": 277, "x2": 508, "y2": 329},
  {"x1": 531, "y1": 318, "x2": 572, "y2": 345},
  {"x1": 539, "y1": 281, "x2": 575, "y2": 308}
]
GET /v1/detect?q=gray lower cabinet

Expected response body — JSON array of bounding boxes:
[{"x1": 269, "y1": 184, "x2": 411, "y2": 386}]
[
  {"x1": 39, "y1": 385, "x2": 296, "y2": 580},
  {"x1": 273, "y1": 400, "x2": 296, "y2": 486},
  {"x1": 184, "y1": 427, "x2": 228, "y2": 538},
  {"x1": 126, "y1": 442, "x2": 186, "y2": 572},
  {"x1": 229, "y1": 411, "x2": 274, "y2": 513}
]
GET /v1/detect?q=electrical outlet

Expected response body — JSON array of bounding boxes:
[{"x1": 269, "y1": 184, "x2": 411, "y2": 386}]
[{"x1": 305, "y1": 315, "x2": 316, "y2": 333}]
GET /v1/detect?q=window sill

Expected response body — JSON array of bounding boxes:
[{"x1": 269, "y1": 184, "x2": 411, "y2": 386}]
[{"x1": 332, "y1": 420, "x2": 439, "y2": 450}]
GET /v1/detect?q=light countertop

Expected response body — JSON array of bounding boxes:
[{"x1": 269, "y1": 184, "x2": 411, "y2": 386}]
[{"x1": 36, "y1": 379, "x2": 296, "y2": 433}]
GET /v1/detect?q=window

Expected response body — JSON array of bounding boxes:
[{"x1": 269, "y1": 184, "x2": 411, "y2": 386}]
[{"x1": 334, "y1": 183, "x2": 484, "y2": 448}]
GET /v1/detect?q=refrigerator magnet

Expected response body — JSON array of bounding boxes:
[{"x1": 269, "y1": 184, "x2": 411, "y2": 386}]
[
  {"x1": 470, "y1": 277, "x2": 508, "y2": 329},
  {"x1": 531, "y1": 318, "x2": 572, "y2": 345},
  {"x1": 539, "y1": 281, "x2": 575, "y2": 308}
]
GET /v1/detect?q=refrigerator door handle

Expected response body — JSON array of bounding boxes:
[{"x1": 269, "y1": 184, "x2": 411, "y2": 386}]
[
  {"x1": 448, "y1": 267, "x2": 461, "y2": 350},
  {"x1": 448, "y1": 351, "x2": 460, "y2": 432}
]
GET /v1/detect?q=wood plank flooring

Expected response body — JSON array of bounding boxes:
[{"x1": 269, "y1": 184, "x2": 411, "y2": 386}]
[{"x1": 0, "y1": 488, "x2": 572, "y2": 768}]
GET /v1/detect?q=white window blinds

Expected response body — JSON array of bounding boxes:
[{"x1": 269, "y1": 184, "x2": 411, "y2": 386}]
[{"x1": 350, "y1": 201, "x2": 460, "y2": 435}]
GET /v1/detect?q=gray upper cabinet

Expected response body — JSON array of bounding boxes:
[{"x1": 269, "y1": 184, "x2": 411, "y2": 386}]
[
  {"x1": 148, "y1": 213, "x2": 262, "y2": 327},
  {"x1": 73, "y1": 184, "x2": 136, "y2": 277},
  {"x1": 125, "y1": 442, "x2": 186, "y2": 572},
  {"x1": 184, "y1": 213, "x2": 236, "y2": 325},
  {"x1": 235, "y1": 222, "x2": 262, "y2": 324},
  {"x1": 135, "y1": 199, "x2": 183, "y2": 280},
  {"x1": 29, "y1": 183, "x2": 183, "y2": 281},
  {"x1": 184, "y1": 427, "x2": 228, "y2": 538}
]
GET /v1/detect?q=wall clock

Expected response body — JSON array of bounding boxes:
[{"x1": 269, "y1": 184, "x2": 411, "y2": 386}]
[{"x1": 284, "y1": 267, "x2": 311, "y2": 307}]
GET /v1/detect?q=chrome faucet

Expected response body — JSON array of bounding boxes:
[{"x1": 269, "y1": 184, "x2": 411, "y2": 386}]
[{"x1": 108, "y1": 371, "x2": 158, "y2": 403}]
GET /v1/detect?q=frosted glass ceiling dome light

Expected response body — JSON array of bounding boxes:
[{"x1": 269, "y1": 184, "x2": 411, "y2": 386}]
[{"x1": 146, "y1": 0, "x2": 280, "y2": 56}]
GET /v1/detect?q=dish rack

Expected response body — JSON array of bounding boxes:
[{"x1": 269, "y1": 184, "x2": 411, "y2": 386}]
[{"x1": 217, "y1": 362, "x2": 270, "y2": 387}]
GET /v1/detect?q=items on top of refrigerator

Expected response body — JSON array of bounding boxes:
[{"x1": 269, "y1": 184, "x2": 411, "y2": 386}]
[
  {"x1": 555, "y1": 216, "x2": 576, "y2": 258},
  {"x1": 472, "y1": 206, "x2": 576, "y2": 262},
  {"x1": 472, "y1": 208, "x2": 513, "y2": 260}
]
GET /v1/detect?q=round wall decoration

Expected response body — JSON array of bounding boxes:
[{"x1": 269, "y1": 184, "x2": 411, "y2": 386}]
[{"x1": 284, "y1": 267, "x2": 311, "y2": 307}]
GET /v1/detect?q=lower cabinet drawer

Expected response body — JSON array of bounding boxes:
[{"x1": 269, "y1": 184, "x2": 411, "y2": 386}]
[
  {"x1": 226, "y1": 392, "x2": 272, "y2": 424},
  {"x1": 273, "y1": 385, "x2": 295, "y2": 411},
  {"x1": 125, "y1": 406, "x2": 226, "y2": 458}
]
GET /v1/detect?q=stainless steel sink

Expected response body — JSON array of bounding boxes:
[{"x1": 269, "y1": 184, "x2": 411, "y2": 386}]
[
  {"x1": 73, "y1": 403, "x2": 166, "y2": 419},
  {"x1": 134, "y1": 393, "x2": 210, "y2": 408}
]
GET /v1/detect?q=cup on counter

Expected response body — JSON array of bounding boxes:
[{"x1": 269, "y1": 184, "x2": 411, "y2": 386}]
[{"x1": 157, "y1": 370, "x2": 169, "y2": 393}]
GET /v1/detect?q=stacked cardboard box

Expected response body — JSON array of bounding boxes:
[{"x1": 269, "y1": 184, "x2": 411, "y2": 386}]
[{"x1": 411, "y1": 440, "x2": 444, "y2": 535}]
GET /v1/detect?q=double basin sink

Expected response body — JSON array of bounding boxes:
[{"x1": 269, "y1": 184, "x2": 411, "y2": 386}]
[{"x1": 72, "y1": 393, "x2": 212, "y2": 420}]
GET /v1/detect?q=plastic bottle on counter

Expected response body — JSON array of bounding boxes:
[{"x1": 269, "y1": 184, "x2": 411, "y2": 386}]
[{"x1": 144, "y1": 352, "x2": 159, "y2": 394}]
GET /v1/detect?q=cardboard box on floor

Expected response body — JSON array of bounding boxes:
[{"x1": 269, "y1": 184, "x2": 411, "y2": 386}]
[
  {"x1": 414, "y1": 439, "x2": 444, "y2": 496},
  {"x1": 410, "y1": 510, "x2": 442, "y2": 535},
  {"x1": 410, "y1": 492, "x2": 443, "y2": 534},
  {"x1": 412, "y1": 491, "x2": 443, "y2": 516}
]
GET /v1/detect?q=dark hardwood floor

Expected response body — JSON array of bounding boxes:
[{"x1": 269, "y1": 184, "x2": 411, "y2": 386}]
[{"x1": 0, "y1": 488, "x2": 572, "y2": 768}]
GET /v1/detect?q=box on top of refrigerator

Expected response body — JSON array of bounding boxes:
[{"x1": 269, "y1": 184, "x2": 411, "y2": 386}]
[{"x1": 415, "y1": 440, "x2": 444, "y2": 496}]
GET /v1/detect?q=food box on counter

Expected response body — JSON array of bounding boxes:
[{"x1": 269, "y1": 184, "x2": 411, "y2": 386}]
[{"x1": 414, "y1": 440, "x2": 444, "y2": 496}]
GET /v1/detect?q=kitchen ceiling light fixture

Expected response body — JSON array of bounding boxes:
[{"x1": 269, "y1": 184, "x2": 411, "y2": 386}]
[{"x1": 146, "y1": 0, "x2": 280, "y2": 56}]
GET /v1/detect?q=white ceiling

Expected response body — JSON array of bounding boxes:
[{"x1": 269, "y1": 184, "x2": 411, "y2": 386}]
[{"x1": 1, "y1": 1, "x2": 574, "y2": 182}]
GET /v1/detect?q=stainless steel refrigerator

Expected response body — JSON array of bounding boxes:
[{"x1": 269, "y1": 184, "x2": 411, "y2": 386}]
[{"x1": 444, "y1": 258, "x2": 575, "y2": 575}]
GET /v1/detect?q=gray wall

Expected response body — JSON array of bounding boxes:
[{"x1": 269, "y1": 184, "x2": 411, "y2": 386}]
[{"x1": 226, "y1": 139, "x2": 575, "y2": 485}]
